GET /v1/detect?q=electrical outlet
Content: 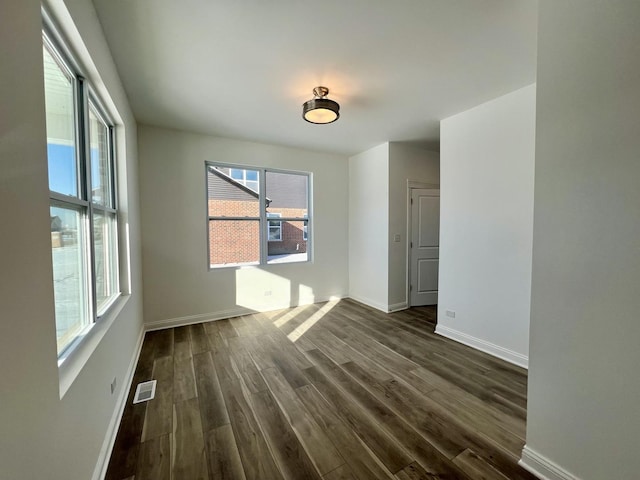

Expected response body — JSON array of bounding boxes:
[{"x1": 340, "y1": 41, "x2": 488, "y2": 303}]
[
  {"x1": 264, "y1": 290, "x2": 272, "y2": 296},
  {"x1": 446, "y1": 310, "x2": 456, "y2": 319},
  {"x1": 393, "y1": 234, "x2": 401, "y2": 242},
  {"x1": 110, "y1": 377, "x2": 117, "y2": 395}
]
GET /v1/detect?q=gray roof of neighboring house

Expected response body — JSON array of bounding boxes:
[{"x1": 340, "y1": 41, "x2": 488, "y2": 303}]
[
  {"x1": 207, "y1": 167, "x2": 260, "y2": 202},
  {"x1": 265, "y1": 171, "x2": 307, "y2": 209},
  {"x1": 207, "y1": 167, "x2": 307, "y2": 209}
]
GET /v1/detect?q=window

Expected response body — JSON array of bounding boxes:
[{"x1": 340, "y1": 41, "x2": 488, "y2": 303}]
[
  {"x1": 267, "y1": 213, "x2": 282, "y2": 241},
  {"x1": 229, "y1": 168, "x2": 258, "y2": 192},
  {"x1": 206, "y1": 163, "x2": 310, "y2": 267},
  {"x1": 303, "y1": 213, "x2": 308, "y2": 241},
  {"x1": 44, "y1": 30, "x2": 120, "y2": 357}
]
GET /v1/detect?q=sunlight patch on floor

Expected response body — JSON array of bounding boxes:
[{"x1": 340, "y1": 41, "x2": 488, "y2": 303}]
[
  {"x1": 287, "y1": 300, "x2": 339, "y2": 342},
  {"x1": 273, "y1": 305, "x2": 307, "y2": 328}
]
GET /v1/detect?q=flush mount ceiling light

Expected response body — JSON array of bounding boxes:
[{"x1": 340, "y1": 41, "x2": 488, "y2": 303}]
[{"x1": 302, "y1": 86, "x2": 340, "y2": 124}]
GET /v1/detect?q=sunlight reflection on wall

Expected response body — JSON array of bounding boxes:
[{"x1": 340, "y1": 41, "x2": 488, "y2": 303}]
[{"x1": 235, "y1": 267, "x2": 317, "y2": 312}]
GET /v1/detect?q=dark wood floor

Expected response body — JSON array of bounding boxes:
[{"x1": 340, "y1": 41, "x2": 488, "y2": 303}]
[{"x1": 105, "y1": 299, "x2": 535, "y2": 480}]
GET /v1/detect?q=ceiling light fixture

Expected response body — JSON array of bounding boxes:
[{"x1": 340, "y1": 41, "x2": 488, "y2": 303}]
[{"x1": 302, "y1": 86, "x2": 340, "y2": 124}]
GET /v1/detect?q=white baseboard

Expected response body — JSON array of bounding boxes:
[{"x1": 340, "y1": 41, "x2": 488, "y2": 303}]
[
  {"x1": 388, "y1": 301, "x2": 409, "y2": 312},
  {"x1": 92, "y1": 325, "x2": 145, "y2": 480},
  {"x1": 519, "y1": 445, "x2": 582, "y2": 480},
  {"x1": 435, "y1": 324, "x2": 528, "y2": 369},
  {"x1": 347, "y1": 293, "x2": 389, "y2": 313},
  {"x1": 145, "y1": 294, "x2": 348, "y2": 331},
  {"x1": 145, "y1": 306, "x2": 255, "y2": 331}
]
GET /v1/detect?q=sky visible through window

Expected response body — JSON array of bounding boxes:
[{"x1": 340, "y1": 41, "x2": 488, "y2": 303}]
[{"x1": 47, "y1": 145, "x2": 103, "y2": 195}]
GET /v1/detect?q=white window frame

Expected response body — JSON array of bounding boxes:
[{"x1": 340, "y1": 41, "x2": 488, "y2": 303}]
[
  {"x1": 206, "y1": 162, "x2": 311, "y2": 268},
  {"x1": 43, "y1": 24, "x2": 120, "y2": 359}
]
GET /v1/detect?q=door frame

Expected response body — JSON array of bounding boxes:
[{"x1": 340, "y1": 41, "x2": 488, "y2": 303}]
[{"x1": 406, "y1": 181, "x2": 440, "y2": 307}]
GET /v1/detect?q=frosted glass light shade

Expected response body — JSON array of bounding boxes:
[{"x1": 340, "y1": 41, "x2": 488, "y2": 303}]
[{"x1": 302, "y1": 89, "x2": 340, "y2": 124}]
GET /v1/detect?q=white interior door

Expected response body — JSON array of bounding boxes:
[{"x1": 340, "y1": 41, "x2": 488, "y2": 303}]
[{"x1": 410, "y1": 188, "x2": 440, "y2": 306}]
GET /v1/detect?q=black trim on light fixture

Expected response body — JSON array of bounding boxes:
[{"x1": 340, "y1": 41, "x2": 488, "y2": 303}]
[{"x1": 302, "y1": 86, "x2": 340, "y2": 124}]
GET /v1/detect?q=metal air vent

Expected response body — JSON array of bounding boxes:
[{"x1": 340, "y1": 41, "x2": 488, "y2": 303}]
[{"x1": 133, "y1": 380, "x2": 157, "y2": 404}]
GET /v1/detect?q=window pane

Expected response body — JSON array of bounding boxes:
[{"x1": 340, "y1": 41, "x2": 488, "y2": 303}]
[
  {"x1": 43, "y1": 43, "x2": 78, "y2": 197},
  {"x1": 265, "y1": 171, "x2": 308, "y2": 218},
  {"x1": 51, "y1": 205, "x2": 89, "y2": 354},
  {"x1": 267, "y1": 220, "x2": 308, "y2": 264},
  {"x1": 209, "y1": 220, "x2": 260, "y2": 267},
  {"x1": 94, "y1": 210, "x2": 119, "y2": 313},
  {"x1": 207, "y1": 167, "x2": 260, "y2": 217},
  {"x1": 89, "y1": 104, "x2": 112, "y2": 206}
]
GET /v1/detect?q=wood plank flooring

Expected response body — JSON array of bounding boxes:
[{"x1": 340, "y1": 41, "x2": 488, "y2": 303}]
[{"x1": 105, "y1": 299, "x2": 535, "y2": 480}]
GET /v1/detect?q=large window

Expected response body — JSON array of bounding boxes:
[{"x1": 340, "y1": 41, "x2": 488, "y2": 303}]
[
  {"x1": 206, "y1": 164, "x2": 310, "y2": 267},
  {"x1": 44, "y1": 30, "x2": 120, "y2": 357}
]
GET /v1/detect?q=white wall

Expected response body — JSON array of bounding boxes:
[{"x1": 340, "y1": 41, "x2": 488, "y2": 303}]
[
  {"x1": 138, "y1": 125, "x2": 349, "y2": 326},
  {"x1": 437, "y1": 84, "x2": 536, "y2": 367},
  {"x1": 348, "y1": 142, "x2": 438, "y2": 312},
  {"x1": 0, "y1": 0, "x2": 143, "y2": 479},
  {"x1": 523, "y1": 2, "x2": 640, "y2": 479},
  {"x1": 348, "y1": 143, "x2": 390, "y2": 311},
  {"x1": 388, "y1": 142, "x2": 440, "y2": 309}
]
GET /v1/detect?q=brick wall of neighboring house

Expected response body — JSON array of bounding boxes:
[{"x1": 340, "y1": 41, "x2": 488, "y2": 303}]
[
  {"x1": 208, "y1": 199, "x2": 308, "y2": 264},
  {"x1": 209, "y1": 198, "x2": 261, "y2": 266},
  {"x1": 209, "y1": 219, "x2": 260, "y2": 265},
  {"x1": 209, "y1": 198, "x2": 259, "y2": 217}
]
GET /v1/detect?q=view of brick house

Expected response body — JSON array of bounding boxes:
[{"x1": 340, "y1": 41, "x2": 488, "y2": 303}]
[{"x1": 207, "y1": 167, "x2": 308, "y2": 266}]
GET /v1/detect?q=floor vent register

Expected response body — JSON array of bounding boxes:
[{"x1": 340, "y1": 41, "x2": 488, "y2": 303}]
[{"x1": 133, "y1": 380, "x2": 157, "y2": 404}]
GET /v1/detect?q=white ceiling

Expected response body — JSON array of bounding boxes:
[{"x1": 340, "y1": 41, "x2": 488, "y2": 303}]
[{"x1": 92, "y1": 0, "x2": 538, "y2": 156}]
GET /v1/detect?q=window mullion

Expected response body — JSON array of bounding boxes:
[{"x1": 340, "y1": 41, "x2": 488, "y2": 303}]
[
  {"x1": 109, "y1": 126, "x2": 117, "y2": 209},
  {"x1": 50, "y1": 191, "x2": 89, "y2": 207},
  {"x1": 76, "y1": 77, "x2": 88, "y2": 201},
  {"x1": 78, "y1": 77, "x2": 98, "y2": 324},
  {"x1": 208, "y1": 216, "x2": 260, "y2": 221},
  {"x1": 270, "y1": 217, "x2": 305, "y2": 222},
  {"x1": 259, "y1": 168, "x2": 267, "y2": 265}
]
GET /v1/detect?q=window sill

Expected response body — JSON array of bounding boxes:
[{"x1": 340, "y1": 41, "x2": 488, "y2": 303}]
[
  {"x1": 209, "y1": 257, "x2": 312, "y2": 270},
  {"x1": 57, "y1": 293, "x2": 130, "y2": 399}
]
